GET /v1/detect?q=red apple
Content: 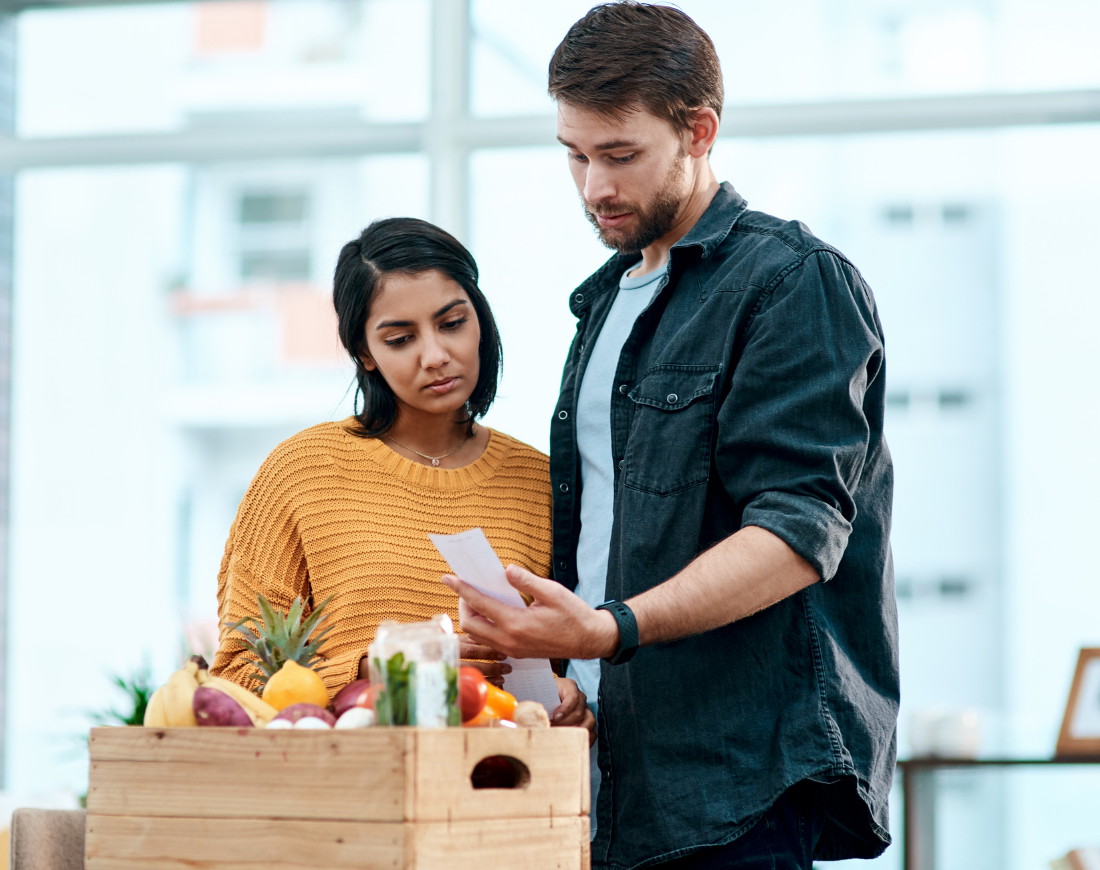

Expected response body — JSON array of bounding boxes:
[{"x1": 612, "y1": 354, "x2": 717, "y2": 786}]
[
  {"x1": 355, "y1": 684, "x2": 384, "y2": 711},
  {"x1": 331, "y1": 678, "x2": 373, "y2": 718}
]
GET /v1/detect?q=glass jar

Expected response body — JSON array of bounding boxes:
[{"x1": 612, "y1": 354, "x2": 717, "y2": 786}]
[{"x1": 368, "y1": 614, "x2": 460, "y2": 727}]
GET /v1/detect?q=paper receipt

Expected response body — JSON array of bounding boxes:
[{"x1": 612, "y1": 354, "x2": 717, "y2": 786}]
[{"x1": 429, "y1": 527, "x2": 561, "y2": 713}]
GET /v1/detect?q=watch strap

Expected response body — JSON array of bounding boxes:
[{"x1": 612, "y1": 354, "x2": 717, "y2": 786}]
[{"x1": 596, "y1": 599, "x2": 639, "y2": 665}]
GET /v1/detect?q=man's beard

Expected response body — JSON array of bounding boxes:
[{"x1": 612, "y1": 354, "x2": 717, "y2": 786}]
[{"x1": 584, "y1": 154, "x2": 686, "y2": 254}]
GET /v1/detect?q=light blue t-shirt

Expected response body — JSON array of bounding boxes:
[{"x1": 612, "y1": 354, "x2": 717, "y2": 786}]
[{"x1": 566, "y1": 260, "x2": 666, "y2": 832}]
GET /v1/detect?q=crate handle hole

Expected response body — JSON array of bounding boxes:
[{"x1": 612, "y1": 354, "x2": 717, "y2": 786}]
[{"x1": 470, "y1": 755, "x2": 530, "y2": 790}]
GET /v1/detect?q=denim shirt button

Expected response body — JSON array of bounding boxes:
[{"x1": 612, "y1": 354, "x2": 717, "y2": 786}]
[
  {"x1": 558, "y1": 560, "x2": 568, "y2": 572},
  {"x1": 618, "y1": 459, "x2": 624, "y2": 471},
  {"x1": 574, "y1": 293, "x2": 584, "y2": 304},
  {"x1": 618, "y1": 383, "x2": 629, "y2": 394},
  {"x1": 557, "y1": 410, "x2": 569, "y2": 420},
  {"x1": 667, "y1": 393, "x2": 679, "y2": 404},
  {"x1": 559, "y1": 482, "x2": 570, "y2": 492}
]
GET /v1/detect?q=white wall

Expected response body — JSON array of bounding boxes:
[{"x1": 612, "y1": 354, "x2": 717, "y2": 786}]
[
  {"x1": 1001, "y1": 125, "x2": 1100, "y2": 753},
  {"x1": 999, "y1": 125, "x2": 1100, "y2": 866},
  {"x1": 9, "y1": 166, "x2": 186, "y2": 796}
]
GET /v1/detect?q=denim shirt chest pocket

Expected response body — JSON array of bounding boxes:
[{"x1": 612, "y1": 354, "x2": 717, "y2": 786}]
[{"x1": 624, "y1": 364, "x2": 720, "y2": 496}]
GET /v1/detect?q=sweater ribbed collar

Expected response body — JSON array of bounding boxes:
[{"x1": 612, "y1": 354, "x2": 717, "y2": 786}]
[{"x1": 348, "y1": 421, "x2": 511, "y2": 492}]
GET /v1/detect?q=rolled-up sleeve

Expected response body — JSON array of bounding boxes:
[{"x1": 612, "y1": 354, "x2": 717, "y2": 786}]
[{"x1": 716, "y1": 249, "x2": 884, "y2": 581}]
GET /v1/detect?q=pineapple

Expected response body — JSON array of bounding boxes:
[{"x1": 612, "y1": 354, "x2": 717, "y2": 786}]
[{"x1": 224, "y1": 593, "x2": 335, "y2": 691}]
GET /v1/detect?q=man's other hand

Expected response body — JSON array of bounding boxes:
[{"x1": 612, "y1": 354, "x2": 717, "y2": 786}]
[{"x1": 441, "y1": 565, "x2": 618, "y2": 661}]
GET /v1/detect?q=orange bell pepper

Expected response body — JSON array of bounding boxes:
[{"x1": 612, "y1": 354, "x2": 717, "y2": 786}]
[{"x1": 461, "y1": 683, "x2": 518, "y2": 726}]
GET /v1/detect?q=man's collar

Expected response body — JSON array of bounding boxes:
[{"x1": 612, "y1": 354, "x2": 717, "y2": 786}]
[{"x1": 671, "y1": 181, "x2": 747, "y2": 258}]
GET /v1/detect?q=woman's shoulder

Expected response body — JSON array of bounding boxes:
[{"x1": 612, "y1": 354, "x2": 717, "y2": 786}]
[
  {"x1": 276, "y1": 417, "x2": 358, "y2": 448},
  {"x1": 484, "y1": 428, "x2": 550, "y2": 475},
  {"x1": 486, "y1": 428, "x2": 546, "y2": 458},
  {"x1": 252, "y1": 418, "x2": 373, "y2": 482}
]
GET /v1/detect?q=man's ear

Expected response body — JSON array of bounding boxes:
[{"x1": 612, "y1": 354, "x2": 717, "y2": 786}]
[{"x1": 685, "y1": 107, "x2": 720, "y2": 159}]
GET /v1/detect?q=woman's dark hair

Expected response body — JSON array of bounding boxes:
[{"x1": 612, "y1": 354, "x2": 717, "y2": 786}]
[
  {"x1": 548, "y1": 1, "x2": 724, "y2": 132},
  {"x1": 332, "y1": 217, "x2": 502, "y2": 438}
]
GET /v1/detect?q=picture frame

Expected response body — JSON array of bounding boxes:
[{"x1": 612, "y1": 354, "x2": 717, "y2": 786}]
[{"x1": 1056, "y1": 647, "x2": 1100, "y2": 757}]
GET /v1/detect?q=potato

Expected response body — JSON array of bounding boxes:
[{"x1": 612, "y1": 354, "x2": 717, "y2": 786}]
[
  {"x1": 272, "y1": 703, "x2": 336, "y2": 727},
  {"x1": 193, "y1": 686, "x2": 253, "y2": 727},
  {"x1": 513, "y1": 700, "x2": 551, "y2": 728}
]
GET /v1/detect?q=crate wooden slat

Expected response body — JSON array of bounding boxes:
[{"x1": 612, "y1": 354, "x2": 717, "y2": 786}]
[
  {"x1": 85, "y1": 726, "x2": 590, "y2": 869},
  {"x1": 85, "y1": 816, "x2": 405, "y2": 869},
  {"x1": 85, "y1": 815, "x2": 589, "y2": 870},
  {"x1": 87, "y1": 729, "x2": 407, "y2": 822}
]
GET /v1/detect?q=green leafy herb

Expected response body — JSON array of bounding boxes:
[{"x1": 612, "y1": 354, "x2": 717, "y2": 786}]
[
  {"x1": 373, "y1": 652, "x2": 459, "y2": 726},
  {"x1": 374, "y1": 652, "x2": 411, "y2": 725},
  {"x1": 445, "y1": 662, "x2": 460, "y2": 726}
]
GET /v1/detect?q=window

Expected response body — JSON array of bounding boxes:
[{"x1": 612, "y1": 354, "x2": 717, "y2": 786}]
[
  {"x1": 6, "y1": 4, "x2": 1100, "y2": 864},
  {"x1": 236, "y1": 188, "x2": 313, "y2": 283}
]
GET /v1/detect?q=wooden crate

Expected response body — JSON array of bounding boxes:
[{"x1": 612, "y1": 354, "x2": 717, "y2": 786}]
[{"x1": 86, "y1": 725, "x2": 590, "y2": 869}]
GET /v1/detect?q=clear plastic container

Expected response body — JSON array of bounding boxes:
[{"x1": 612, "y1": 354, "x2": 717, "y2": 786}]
[{"x1": 368, "y1": 614, "x2": 460, "y2": 727}]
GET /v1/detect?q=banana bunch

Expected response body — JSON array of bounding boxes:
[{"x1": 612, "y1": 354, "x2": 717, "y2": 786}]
[
  {"x1": 143, "y1": 659, "x2": 201, "y2": 727},
  {"x1": 143, "y1": 657, "x2": 278, "y2": 728}
]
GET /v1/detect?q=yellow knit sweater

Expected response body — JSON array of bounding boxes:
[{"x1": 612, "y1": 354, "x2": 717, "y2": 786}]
[{"x1": 210, "y1": 419, "x2": 552, "y2": 697}]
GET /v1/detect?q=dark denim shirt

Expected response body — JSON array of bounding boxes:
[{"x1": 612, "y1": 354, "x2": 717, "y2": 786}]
[{"x1": 550, "y1": 183, "x2": 898, "y2": 869}]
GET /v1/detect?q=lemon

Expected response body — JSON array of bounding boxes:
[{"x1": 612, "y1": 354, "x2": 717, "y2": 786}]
[{"x1": 262, "y1": 660, "x2": 330, "y2": 711}]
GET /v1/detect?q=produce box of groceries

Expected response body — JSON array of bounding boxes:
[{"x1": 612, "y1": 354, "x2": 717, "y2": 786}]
[{"x1": 85, "y1": 608, "x2": 590, "y2": 869}]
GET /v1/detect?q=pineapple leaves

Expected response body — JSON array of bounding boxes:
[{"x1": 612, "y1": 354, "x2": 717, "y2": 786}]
[
  {"x1": 258, "y1": 594, "x2": 289, "y2": 651},
  {"x1": 223, "y1": 592, "x2": 336, "y2": 686}
]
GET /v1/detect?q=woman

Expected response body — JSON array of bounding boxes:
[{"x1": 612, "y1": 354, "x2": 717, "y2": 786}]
[{"x1": 210, "y1": 216, "x2": 589, "y2": 728}]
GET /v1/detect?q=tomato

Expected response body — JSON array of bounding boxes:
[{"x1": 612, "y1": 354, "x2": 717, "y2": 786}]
[{"x1": 458, "y1": 666, "x2": 489, "y2": 722}]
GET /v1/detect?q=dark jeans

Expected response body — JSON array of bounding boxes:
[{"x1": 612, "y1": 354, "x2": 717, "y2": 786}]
[{"x1": 654, "y1": 782, "x2": 826, "y2": 869}]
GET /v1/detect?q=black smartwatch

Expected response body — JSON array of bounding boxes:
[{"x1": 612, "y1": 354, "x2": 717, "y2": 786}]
[{"x1": 596, "y1": 599, "x2": 640, "y2": 665}]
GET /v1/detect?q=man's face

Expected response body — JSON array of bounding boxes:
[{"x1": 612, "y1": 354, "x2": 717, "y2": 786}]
[{"x1": 556, "y1": 103, "x2": 690, "y2": 254}]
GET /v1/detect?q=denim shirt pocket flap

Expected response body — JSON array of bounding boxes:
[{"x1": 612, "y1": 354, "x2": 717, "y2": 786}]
[
  {"x1": 627, "y1": 366, "x2": 719, "y2": 412},
  {"x1": 621, "y1": 365, "x2": 720, "y2": 496}
]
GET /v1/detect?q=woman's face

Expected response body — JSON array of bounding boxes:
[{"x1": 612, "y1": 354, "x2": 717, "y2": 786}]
[{"x1": 361, "y1": 270, "x2": 482, "y2": 423}]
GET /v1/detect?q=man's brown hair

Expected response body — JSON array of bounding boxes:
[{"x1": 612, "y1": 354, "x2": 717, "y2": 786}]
[{"x1": 548, "y1": 1, "x2": 724, "y2": 132}]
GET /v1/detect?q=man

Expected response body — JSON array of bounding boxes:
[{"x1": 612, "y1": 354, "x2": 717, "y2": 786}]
[{"x1": 443, "y1": 3, "x2": 898, "y2": 867}]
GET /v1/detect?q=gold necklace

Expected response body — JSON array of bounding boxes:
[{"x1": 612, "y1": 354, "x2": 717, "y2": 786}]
[{"x1": 384, "y1": 432, "x2": 468, "y2": 467}]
